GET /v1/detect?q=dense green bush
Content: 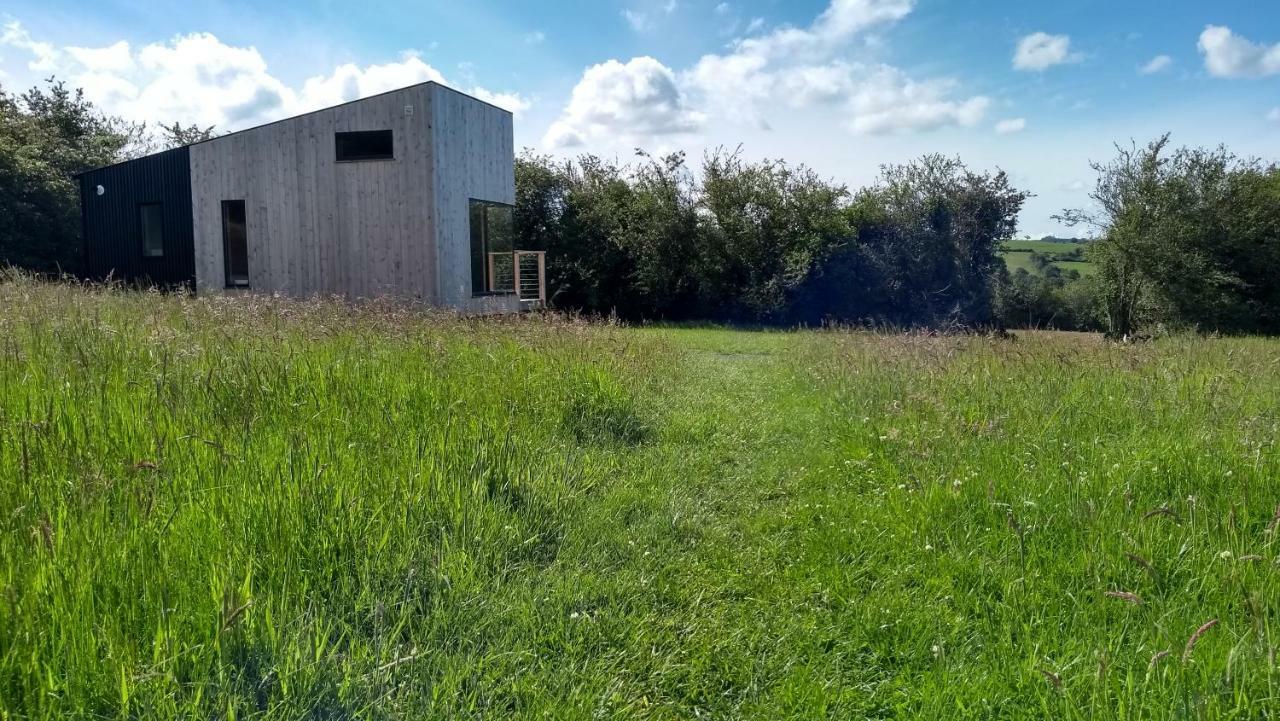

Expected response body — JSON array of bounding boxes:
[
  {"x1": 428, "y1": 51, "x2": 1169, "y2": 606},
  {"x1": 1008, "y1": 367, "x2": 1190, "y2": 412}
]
[
  {"x1": 0, "y1": 81, "x2": 144, "y2": 273},
  {"x1": 1060, "y1": 135, "x2": 1280, "y2": 336},
  {"x1": 516, "y1": 149, "x2": 1027, "y2": 328}
]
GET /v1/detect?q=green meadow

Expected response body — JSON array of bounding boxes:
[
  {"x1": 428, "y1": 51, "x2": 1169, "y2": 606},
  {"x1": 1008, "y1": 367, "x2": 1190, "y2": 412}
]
[
  {"x1": 1001, "y1": 239, "x2": 1094, "y2": 277},
  {"x1": 1, "y1": 280, "x2": 1277, "y2": 719}
]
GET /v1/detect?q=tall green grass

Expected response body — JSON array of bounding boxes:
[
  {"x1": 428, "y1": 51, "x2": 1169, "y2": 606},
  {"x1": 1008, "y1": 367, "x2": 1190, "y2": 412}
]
[{"x1": 1, "y1": 279, "x2": 1277, "y2": 719}]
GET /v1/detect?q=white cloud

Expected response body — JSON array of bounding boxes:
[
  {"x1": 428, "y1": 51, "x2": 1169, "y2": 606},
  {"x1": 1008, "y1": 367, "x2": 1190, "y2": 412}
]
[
  {"x1": 544, "y1": 56, "x2": 703, "y2": 148},
  {"x1": 524, "y1": 31, "x2": 546, "y2": 45},
  {"x1": 623, "y1": 2, "x2": 678, "y2": 32},
  {"x1": 297, "y1": 53, "x2": 445, "y2": 112},
  {"x1": 471, "y1": 87, "x2": 533, "y2": 116},
  {"x1": 995, "y1": 117, "x2": 1026, "y2": 134},
  {"x1": 848, "y1": 68, "x2": 988, "y2": 134},
  {"x1": 66, "y1": 40, "x2": 134, "y2": 73},
  {"x1": 622, "y1": 10, "x2": 650, "y2": 32},
  {"x1": 1198, "y1": 25, "x2": 1280, "y2": 78},
  {"x1": 1139, "y1": 54, "x2": 1172, "y2": 75},
  {"x1": 0, "y1": 23, "x2": 527, "y2": 129},
  {"x1": 1268, "y1": 108, "x2": 1280, "y2": 123},
  {"x1": 549, "y1": 0, "x2": 986, "y2": 146},
  {"x1": 684, "y1": 0, "x2": 983, "y2": 134},
  {"x1": 1013, "y1": 32, "x2": 1080, "y2": 71},
  {"x1": 1, "y1": 21, "x2": 58, "y2": 71}
]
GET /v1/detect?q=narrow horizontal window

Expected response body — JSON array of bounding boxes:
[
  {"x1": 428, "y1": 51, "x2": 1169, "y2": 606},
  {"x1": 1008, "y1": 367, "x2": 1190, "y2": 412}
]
[
  {"x1": 140, "y1": 203, "x2": 164, "y2": 258},
  {"x1": 335, "y1": 130, "x2": 394, "y2": 162}
]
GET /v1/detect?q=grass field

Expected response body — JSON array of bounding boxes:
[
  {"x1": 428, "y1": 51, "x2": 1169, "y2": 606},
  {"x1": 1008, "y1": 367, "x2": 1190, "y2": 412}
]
[
  {"x1": 1001, "y1": 239, "x2": 1095, "y2": 277},
  {"x1": 2, "y1": 280, "x2": 1278, "y2": 719}
]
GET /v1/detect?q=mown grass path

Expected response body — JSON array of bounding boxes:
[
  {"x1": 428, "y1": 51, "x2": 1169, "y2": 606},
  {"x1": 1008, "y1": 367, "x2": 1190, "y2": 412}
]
[{"x1": 1, "y1": 284, "x2": 1277, "y2": 719}]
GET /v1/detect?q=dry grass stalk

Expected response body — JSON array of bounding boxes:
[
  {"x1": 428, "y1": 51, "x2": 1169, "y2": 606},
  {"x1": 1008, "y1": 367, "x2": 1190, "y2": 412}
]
[
  {"x1": 219, "y1": 600, "x2": 253, "y2": 636},
  {"x1": 1149, "y1": 649, "x2": 1172, "y2": 669},
  {"x1": 1143, "y1": 506, "x2": 1181, "y2": 522},
  {"x1": 1125, "y1": 552, "x2": 1155, "y2": 575},
  {"x1": 1105, "y1": 590, "x2": 1144, "y2": 605},
  {"x1": 1182, "y1": 619, "x2": 1219, "y2": 663}
]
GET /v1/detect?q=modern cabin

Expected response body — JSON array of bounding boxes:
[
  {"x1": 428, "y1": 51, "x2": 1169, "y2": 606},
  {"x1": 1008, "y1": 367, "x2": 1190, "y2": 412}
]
[{"x1": 78, "y1": 82, "x2": 544, "y2": 311}]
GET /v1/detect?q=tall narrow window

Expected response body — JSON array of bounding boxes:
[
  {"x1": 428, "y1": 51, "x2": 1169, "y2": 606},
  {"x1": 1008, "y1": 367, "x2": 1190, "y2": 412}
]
[
  {"x1": 221, "y1": 200, "x2": 249, "y2": 288},
  {"x1": 469, "y1": 200, "x2": 515, "y2": 295},
  {"x1": 139, "y1": 203, "x2": 164, "y2": 257},
  {"x1": 335, "y1": 130, "x2": 394, "y2": 161}
]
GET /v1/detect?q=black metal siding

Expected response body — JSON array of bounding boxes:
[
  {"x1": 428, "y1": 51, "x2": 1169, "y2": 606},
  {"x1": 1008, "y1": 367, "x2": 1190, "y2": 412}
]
[{"x1": 79, "y1": 147, "x2": 195, "y2": 288}]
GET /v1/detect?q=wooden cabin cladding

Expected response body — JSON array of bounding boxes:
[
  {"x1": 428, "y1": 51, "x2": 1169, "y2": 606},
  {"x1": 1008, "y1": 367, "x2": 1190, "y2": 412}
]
[
  {"x1": 79, "y1": 82, "x2": 524, "y2": 312},
  {"x1": 79, "y1": 146, "x2": 196, "y2": 288}
]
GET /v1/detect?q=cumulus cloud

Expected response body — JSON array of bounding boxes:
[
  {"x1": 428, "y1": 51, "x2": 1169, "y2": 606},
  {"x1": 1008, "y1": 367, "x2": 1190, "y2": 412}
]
[
  {"x1": 994, "y1": 117, "x2": 1026, "y2": 135},
  {"x1": 0, "y1": 22, "x2": 530, "y2": 129},
  {"x1": 66, "y1": 40, "x2": 134, "y2": 73},
  {"x1": 1198, "y1": 25, "x2": 1280, "y2": 78},
  {"x1": 546, "y1": 0, "x2": 985, "y2": 147},
  {"x1": 1139, "y1": 55, "x2": 1172, "y2": 75},
  {"x1": 1, "y1": 21, "x2": 57, "y2": 71},
  {"x1": 543, "y1": 56, "x2": 703, "y2": 148},
  {"x1": 847, "y1": 68, "x2": 988, "y2": 134},
  {"x1": 1013, "y1": 32, "x2": 1080, "y2": 71},
  {"x1": 296, "y1": 53, "x2": 445, "y2": 111},
  {"x1": 471, "y1": 87, "x2": 533, "y2": 115}
]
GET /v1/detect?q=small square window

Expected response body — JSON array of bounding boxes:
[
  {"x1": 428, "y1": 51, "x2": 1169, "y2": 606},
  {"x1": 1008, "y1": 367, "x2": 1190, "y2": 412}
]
[
  {"x1": 335, "y1": 130, "x2": 394, "y2": 162},
  {"x1": 139, "y1": 203, "x2": 164, "y2": 258}
]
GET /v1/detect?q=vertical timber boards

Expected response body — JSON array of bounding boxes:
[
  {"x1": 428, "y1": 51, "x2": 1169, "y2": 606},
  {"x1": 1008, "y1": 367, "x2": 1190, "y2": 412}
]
[
  {"x1": 429, "y1": 84, "x2": 521, "y2": 313},
  {"x1": 189, "y1": 85, "x2": 435, "y2": 299},
  {"x1": 79, "y1": 146, "x2": 195, "y2": 287}
]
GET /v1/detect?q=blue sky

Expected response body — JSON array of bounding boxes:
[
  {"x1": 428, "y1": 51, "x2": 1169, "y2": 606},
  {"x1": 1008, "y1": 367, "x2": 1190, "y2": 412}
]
[{"x1": 2, "y1": 0, "x2": 1278, "y2": 236}]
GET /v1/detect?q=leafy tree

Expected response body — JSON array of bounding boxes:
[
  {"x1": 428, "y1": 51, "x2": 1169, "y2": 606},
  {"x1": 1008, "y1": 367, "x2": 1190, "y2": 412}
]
[
  {"x1": 158, "y1": 121, "x2": 218, "y2": 149},
  {"x1": 698, "y1": 148, "x2": 849, "y2": 320},
  {"x1": 809, "y1": 155, "x2": 1029, "y2": 328},
  {"x1": 0, "y1": 78, "x2": 144, "y2": 274},
  {"x1": 1060, "y1": 135, "x2": 1280, "y2": 336},
  {"x1": 994, "y1": 267, "x2": 1100, "y2": 331}
]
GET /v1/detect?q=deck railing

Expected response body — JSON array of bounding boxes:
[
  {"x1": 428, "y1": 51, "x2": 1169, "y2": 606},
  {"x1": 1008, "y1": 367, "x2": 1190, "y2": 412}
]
[{"x1": 487, "y1": 250, "x2": 546, "y2": 305}]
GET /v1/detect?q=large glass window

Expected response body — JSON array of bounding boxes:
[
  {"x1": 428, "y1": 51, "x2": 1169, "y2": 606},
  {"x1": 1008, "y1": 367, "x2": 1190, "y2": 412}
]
[
  {"x1": 469, "y1": 200, "x2": 515, "y2": 295},
  {"x1": 221, "y1": 200, "x2": 249, "y2": 287},
  {"x1": 335, "y1": 130, "x2": 394, "y2": 162},
  {"x1": 139, "y1": 203, "x2": 164, "y2": 257}
]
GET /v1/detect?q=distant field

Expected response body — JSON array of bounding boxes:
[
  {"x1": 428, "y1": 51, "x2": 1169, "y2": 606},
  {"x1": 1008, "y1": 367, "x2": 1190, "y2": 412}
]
[
  {"x1": 1001, "y1": 239, "x2": 1095, "y2": 277},
  {"x1": 1003, "y1": 239, "x2": 1090, "y2": 255},
  {"x1": 2, "y1": 280, "x2": 1278, "y2": 719}
]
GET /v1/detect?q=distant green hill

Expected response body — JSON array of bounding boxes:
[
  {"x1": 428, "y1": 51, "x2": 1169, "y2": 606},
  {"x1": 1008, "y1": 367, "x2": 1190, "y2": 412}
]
[{"x1": 1000, "y1": 239, "x2": 1094, "y2": 277}]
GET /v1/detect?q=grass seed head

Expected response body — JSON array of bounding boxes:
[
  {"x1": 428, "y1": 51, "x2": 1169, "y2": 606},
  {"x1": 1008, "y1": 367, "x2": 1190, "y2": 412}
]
[
  {"x1": 1182, "y1": 619, "x2": 1219, "y2": 663},
  {"x1": 1105, "y1": 590, "x2": 1144, "y2": 605}
]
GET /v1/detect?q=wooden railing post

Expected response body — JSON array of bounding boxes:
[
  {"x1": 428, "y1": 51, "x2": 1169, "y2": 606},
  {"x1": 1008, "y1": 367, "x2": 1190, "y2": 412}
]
[
  {"x1": 513, "y1": 251, "x2": 523, "y2": 300},
  {"x1": 537, "y1": 252, "x2": 546, "y2": 305}
]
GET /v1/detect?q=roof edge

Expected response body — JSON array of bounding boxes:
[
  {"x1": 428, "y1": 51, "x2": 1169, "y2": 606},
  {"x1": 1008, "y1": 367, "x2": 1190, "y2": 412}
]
[{"x1": 74, "y1": 80, "x2": 513, "y2": 177}]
